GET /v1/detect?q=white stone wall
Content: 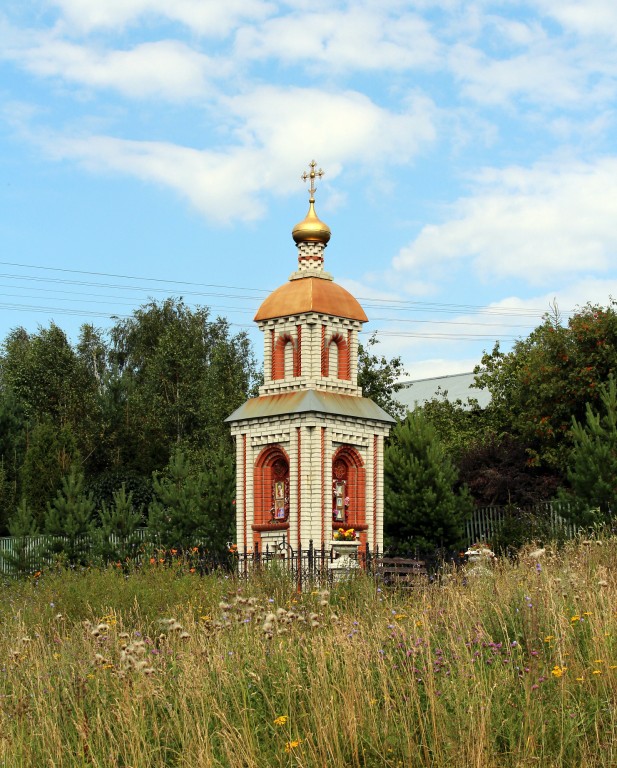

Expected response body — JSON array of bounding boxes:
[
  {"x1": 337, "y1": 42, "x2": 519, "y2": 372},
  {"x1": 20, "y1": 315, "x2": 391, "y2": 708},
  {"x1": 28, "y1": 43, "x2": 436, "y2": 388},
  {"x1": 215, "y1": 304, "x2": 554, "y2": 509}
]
[
  {"x1": 230, "y1": 412, "x2": 389, "y2": 551},
  {"x1": 259, "y1": 313, "x2": 363, "y2": 397}
]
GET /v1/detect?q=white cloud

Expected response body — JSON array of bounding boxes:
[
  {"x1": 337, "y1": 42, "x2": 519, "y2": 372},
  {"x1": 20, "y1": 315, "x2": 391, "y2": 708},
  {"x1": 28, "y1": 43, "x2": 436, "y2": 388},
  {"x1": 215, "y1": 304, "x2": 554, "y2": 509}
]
[
  {"x1": 36, "y1": 85, "x2": 435, "y2": 222},
  {"x1": 223, "y1": 87, "x2": 436, "y2": 189},
  {"x1": 394, "y1": 157, "x2": 617, "y2": 285},
  {"x1": 49, "y1": 0, "x2": 274, "y2": 36},
  {"x1": 538, "y1": 0, "x2": 617, "y2": 39},
  {"x1": 6, "y1": 37, "x2": 223, "y2": 100},
  {"x1": 449, "y1": 42, "x2": 592, "y2": 108},
  {"x1": 235, "y1": 9, "x2": 440, "y2": 72}
]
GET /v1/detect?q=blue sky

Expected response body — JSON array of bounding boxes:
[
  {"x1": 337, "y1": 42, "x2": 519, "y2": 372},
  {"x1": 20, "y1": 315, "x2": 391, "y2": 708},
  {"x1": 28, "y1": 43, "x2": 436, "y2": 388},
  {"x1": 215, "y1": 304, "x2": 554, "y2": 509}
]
[{"x1": 1, "y1": 0, "x2": 617, "y2": 380}]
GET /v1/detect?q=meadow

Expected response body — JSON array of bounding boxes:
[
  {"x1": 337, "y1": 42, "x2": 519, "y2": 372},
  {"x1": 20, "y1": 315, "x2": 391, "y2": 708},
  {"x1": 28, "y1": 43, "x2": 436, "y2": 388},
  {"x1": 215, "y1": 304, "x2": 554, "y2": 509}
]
[{"x1": 1, "y1": 539, "x2": 616, "y2": 767}]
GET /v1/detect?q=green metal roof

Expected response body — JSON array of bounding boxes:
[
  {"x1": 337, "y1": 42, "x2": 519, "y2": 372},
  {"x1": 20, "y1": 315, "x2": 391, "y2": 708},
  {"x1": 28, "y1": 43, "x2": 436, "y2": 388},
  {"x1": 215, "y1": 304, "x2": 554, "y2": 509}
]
[{"x1": 226, "y1": 390, "x2": 396, "y2": 424}]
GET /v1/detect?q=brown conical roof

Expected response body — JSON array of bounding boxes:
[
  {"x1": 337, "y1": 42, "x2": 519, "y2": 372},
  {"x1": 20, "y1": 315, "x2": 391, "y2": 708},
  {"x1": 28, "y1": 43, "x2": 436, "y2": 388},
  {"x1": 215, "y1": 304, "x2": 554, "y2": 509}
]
[{"x1": 254, "y1": 277, "x2": 367, "y2": 322}]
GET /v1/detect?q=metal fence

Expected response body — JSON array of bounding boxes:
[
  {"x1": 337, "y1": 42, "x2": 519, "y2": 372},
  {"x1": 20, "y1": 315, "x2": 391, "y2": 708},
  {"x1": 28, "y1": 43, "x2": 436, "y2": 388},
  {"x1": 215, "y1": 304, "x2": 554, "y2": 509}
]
[{"x1": 0, "y1": 502, "x2": 582, "y2": 577}]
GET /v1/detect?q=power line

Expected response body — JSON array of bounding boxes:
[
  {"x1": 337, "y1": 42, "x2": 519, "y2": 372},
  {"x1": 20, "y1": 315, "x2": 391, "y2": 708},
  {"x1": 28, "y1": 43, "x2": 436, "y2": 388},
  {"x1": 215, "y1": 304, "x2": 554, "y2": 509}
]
[{"x1": 0, "y1": 260, "x2": 570, "y2": 317}]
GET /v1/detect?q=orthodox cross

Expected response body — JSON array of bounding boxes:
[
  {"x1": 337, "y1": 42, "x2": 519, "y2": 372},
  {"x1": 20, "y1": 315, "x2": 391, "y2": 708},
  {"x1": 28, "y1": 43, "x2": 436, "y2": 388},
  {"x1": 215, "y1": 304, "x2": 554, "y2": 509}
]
[{"x1": 301, "y1": 160, "x2": 324, "y2": 202}]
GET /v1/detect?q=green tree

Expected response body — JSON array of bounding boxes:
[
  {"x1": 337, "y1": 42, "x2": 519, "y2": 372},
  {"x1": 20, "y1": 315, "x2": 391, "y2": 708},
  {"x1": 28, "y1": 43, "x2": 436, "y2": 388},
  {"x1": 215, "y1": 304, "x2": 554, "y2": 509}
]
[
  {"x1": 148, "y1": 451, "x2": 232, "y2": 552},
  {"x1": 474, "y1": 301, "x2": 617, "y2": 471},
  {"x1": 558, "y1": 377, "x2": 617, "y2": 525},
  {"x1": 44, "y1": 470, "x2": 95, "y2": 565},
  {"x1": 1, "y1": 498, "x2": 40, "y2": 575},
  {"x1": 384, "y1": 412, "x2": 472, "y2": 551},
  {"x1": 20, "y1": 419, "x2": 80, "y2": 526},
  {"x1": 109, "y1": 298, "x2": 258, "y2": 474},
  {"x1": 357, "y1": 333, "x2": 407, "y2": 421},
  {"x1": 91, "y1": 484, "x2": 144, "y2": 564}
]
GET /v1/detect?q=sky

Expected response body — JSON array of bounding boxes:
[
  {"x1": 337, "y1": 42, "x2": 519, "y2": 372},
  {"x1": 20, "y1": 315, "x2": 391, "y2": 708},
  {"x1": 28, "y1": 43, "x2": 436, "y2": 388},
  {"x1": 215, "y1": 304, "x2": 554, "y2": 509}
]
[{"x1": 1, "y1": 0, "x2": 617, "y2": 381}]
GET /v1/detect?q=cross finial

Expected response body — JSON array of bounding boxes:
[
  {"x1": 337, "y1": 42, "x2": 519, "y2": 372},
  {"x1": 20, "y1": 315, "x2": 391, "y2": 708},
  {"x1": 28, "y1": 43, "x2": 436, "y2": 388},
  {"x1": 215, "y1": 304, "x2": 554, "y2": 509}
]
[{"x1": 301, "y1": 160, "x2": 324, "y2": 203}]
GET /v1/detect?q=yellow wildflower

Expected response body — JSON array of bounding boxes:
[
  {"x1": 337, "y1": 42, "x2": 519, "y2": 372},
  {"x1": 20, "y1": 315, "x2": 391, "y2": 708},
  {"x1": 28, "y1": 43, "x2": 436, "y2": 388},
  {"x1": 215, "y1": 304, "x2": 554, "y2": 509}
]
[
  {"x1": 544, "y1": 635, "x2": 554, "y2": 642},
  {"x1": 274, "y1": 715, "x2": 288, "y2": 726},
  {"x1": 285, "y1": 740, "x2": 301, "y2": 753},
  {"x1": 571, "y1": 615, "x2": 580, "y2": 622},
  {"x1": 593, "y1": 670, "x2": 602, "y2": 675},
  {"x1": 551, "y1": 665, "x2": 565, "y2": 678}
]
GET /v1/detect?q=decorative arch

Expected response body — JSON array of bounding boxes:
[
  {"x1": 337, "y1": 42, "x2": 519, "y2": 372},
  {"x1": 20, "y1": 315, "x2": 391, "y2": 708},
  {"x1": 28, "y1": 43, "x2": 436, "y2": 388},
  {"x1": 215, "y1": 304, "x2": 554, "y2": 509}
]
[
  {"x1": 272, "y1": 333, "x2": 300, "y2": 380},
  {"x1": 332, "y1": 445, "x2": 366, "y2": 541},
  {"x1": 322, "y1": 332, "x2": 350, "y2": 380},
  {"x1": 253, "y1": 444, "x2": 290, "y2": 527}
]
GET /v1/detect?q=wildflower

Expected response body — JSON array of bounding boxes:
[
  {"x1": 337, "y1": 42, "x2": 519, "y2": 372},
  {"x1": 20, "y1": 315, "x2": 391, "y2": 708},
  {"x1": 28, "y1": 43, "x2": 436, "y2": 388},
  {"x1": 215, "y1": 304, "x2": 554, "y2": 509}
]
[
  {"x1": 576, "y1": 676, "x2": 584, "y2": 682},
  {"x1": 593, "y1": 670, "x2": 602, "y2": 675},
  {"x1": 273, "y1": 715, "x2": 288, "y2": 726},
  {"x1": 571, "y1": 615, "x2": 581, "y2": 622},
  {"x1": 285, "y1": 740, "x2": 301, "y2": 753},
  {"x1": 544, "y1": 635, "x2": 554, "y2": 643},
  {"x1": 551, "y1": 665, "x2": 565, "y2": 678}
]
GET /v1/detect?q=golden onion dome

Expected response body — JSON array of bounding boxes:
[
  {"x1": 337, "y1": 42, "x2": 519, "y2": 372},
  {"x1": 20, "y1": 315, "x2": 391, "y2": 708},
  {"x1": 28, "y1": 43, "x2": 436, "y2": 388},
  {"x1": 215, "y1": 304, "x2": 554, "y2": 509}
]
[{"x1": 292, "y1": 200, "x2": 331, "y2": 245}]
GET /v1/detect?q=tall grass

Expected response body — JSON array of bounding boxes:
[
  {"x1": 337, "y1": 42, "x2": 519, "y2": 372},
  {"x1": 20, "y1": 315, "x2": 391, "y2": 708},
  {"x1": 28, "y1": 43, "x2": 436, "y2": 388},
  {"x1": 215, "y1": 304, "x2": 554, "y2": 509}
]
[{"x1": 1, "y1": 538, "x2": 616, "y2": 767}]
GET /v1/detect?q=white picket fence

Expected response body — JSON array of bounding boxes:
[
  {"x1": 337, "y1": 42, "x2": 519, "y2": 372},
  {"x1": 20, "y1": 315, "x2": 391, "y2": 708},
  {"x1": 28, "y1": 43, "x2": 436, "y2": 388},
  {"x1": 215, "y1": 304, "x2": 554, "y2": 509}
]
[
  {"x1": 464, "y1": 501, "x2": 578, "y2": 546},
  {"x1": 0, "y1": 528, "x2": 152, "y2": 575},
  {"x1": 0, "y1": 504, "x2": 582, "y2": 575}
]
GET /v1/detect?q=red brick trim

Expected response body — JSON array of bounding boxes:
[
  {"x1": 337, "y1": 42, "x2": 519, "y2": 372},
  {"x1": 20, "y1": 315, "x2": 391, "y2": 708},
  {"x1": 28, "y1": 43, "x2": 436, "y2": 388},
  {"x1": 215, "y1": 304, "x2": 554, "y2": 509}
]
[
  {"x1": 321, "y1": 325, "x2": 327, "y2": 376},
  {"x1": 270, "y1": 328, "x2": 275, "y2": 381},
  {"x1": 296, "y1": 324, "x2": 302, "y2": 376},
  {"x1": 242, "y1": 434, "x2": 247, "y2": 553},
  {"x1": 272, "y1": 333, "x2": 298, "y2": 380},
  {"x1": 321, "y1": 426, "x2": 326, "y2": 546},
  {"x1": 347, "y1": 329, "x2": 352, "y2": 380},
  {"x1": 296, "y1": 427, "x2": 302, "y2": 552},
  {"x1": 373, "y1": 434, "x2": 378, "y2": 551},
  {"x1": 325, "y1": 333, "x2": 350, "y2": 380}
]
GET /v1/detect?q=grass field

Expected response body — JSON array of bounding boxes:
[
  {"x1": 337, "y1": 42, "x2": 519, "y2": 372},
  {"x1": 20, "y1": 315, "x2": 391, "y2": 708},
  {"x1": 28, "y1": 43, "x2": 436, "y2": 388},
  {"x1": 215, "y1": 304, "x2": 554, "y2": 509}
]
[{"x1": 1, "y1": 538, "x2": 616, "y2": 767}]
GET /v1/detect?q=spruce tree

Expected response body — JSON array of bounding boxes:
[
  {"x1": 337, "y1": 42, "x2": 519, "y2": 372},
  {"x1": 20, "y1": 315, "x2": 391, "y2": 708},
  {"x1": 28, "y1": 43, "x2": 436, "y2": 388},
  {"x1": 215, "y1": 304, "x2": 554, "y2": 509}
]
[
  {"x1": 559, "y1": 377, "x2": 617, "y2": 525},
  {"x1": 149, "y1": 451, "x2": 231, "y2": 552},
  {"x1": 384, "y1": 412, "x2": 472, "y2": 551},
  {"x1": 2, "y1": 498, "x2": 40, "y2": 575},
  {"x1": 44, "y1": 470, "x2": 95, "y2": 565},
  {"x1": 91, "y1": 484, "x2": 143, "y2": 564}
]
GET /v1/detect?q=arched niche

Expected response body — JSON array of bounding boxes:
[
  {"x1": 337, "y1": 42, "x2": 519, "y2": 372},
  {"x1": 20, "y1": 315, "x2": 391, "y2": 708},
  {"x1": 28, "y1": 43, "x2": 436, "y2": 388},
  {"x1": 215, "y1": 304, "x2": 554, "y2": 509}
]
[
  {"x1": 332, "y1": 445, "x2": 366, "y2": 541},
  {"x1": 253, "y1": 444, "x2": 290, "y2": 529}
]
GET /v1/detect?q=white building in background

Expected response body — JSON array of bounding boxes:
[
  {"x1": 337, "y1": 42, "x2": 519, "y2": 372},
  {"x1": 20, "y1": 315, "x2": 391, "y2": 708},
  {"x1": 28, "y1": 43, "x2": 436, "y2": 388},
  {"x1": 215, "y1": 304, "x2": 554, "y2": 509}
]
[{"x1": 395, "y1": 372, "x2": 492, "y2": 413}]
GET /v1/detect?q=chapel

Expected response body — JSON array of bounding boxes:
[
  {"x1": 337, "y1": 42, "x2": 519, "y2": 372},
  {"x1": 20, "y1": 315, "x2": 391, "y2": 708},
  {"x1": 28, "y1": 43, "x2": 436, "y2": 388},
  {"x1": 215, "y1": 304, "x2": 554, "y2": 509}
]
[{"x1": 226, "y1": 162, "x2": 394, "y2": 554}]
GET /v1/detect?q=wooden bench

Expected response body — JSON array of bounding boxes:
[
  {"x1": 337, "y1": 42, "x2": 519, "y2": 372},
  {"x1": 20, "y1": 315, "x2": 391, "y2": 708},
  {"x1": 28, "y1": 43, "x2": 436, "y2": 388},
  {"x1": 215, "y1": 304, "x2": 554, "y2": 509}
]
[{"x1": 371, "y1": 557, "x2": 429, "y2": 587}]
